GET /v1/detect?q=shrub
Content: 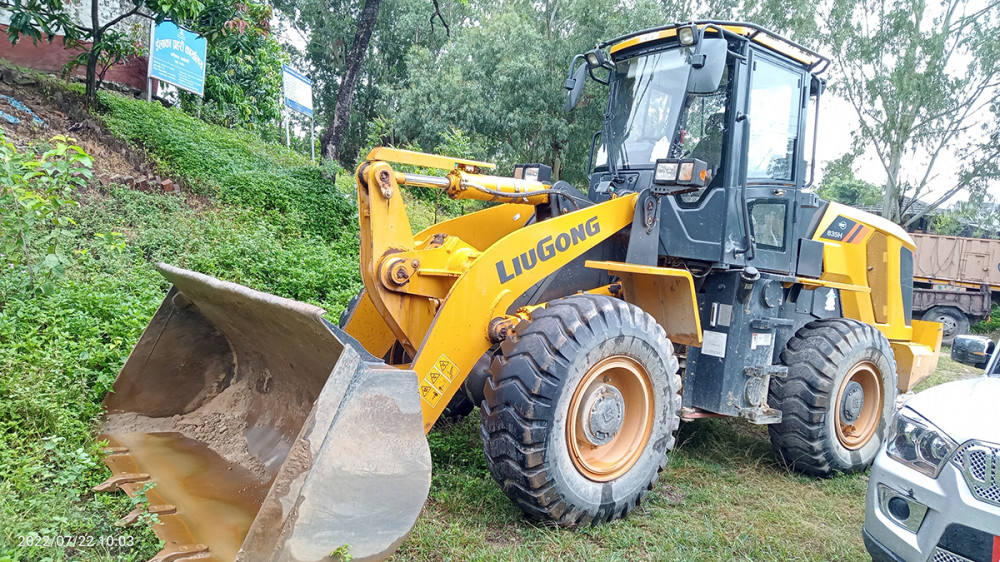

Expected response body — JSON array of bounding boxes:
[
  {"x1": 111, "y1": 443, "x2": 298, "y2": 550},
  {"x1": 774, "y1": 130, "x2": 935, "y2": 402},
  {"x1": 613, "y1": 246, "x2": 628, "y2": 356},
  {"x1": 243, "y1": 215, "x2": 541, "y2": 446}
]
[{"x1": 98, "y1": 92, "x2": 357, "y2": 242}]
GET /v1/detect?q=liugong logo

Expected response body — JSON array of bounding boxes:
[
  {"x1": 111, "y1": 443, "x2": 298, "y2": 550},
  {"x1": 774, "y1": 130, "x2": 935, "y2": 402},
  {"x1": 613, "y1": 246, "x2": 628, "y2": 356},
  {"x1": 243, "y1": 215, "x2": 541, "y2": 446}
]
[{"x1": 495, "y1": 216, "x2": 601, "y2": 283}]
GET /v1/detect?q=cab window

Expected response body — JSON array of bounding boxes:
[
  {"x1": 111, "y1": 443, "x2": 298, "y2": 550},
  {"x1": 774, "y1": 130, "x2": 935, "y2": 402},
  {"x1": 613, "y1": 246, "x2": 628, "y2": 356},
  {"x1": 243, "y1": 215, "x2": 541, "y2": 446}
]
[
  {"x1": 749, "y1": 201, "x2": 787, "y2": 251},
  {"x1": 747, "y1": 58, "x2": 802, "y2": 182}
]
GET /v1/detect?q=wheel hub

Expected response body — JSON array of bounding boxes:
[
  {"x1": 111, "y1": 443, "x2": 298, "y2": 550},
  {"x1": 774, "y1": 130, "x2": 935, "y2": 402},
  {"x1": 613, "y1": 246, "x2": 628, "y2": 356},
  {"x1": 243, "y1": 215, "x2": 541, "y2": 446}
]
[
  {"x1": 840, "y1": 380, "x2": 864, "y2": 424},
  {"x1": 579, "y1": 384, "x2": 625, "y2": 446},
  {"x1": 834, "y1": 361, "x2": 884, "y2": 450},
  {"x1": 935, "y1": 314, "x2": 958, "y2": 337},
  {"x1": 566, "y1": 356, "x2": 655, "y2": 482}
]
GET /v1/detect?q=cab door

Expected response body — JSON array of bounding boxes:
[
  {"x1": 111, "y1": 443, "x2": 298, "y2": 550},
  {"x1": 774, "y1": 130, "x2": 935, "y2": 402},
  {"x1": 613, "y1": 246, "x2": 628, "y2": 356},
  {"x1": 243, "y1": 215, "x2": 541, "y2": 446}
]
[{"x1": 742, "y1": 52, "x2": 808, "y2": 274}]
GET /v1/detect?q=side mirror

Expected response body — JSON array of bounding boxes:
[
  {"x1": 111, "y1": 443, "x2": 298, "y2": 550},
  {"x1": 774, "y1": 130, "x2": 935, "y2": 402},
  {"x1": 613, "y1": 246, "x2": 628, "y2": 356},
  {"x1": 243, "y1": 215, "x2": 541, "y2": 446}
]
[
  {"x1": 951, "y1": 335, "x2": 995, "y2": 369},
  {"x1": 565, "y1": 59, "x2": 588, "y2": 111},
  {"x1": 687, "y1": 37, "x2": 727, "y2": 94}
]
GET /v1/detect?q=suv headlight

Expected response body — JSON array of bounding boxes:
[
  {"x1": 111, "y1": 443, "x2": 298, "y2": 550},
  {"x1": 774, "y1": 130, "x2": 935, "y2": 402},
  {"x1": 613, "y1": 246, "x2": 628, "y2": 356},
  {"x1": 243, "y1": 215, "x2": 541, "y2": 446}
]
[{"x1": 886, "y1": 408, "x2": 957, "y2": 478}]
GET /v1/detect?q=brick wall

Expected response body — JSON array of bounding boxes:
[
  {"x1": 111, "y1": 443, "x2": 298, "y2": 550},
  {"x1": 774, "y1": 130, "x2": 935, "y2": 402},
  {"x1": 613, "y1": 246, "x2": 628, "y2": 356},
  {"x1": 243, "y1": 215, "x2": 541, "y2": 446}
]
[{"x1": 0, "y1": 0, "x2": 150, "y2": 90}]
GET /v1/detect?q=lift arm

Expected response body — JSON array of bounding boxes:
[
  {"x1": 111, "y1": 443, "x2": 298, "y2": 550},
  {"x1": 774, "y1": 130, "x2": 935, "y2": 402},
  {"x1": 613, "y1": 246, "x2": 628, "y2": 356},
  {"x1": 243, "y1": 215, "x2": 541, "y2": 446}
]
[{"x1": 355, "y1": 150, "x2": 641, "y2": 430}]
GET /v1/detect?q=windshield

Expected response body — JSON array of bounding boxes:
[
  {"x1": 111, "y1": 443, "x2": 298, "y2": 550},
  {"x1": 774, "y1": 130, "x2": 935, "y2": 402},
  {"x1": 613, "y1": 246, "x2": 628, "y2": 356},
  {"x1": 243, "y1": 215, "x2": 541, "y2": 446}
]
[{"x1": 596, "y1": 47, "x2": 729, "y2": 179}]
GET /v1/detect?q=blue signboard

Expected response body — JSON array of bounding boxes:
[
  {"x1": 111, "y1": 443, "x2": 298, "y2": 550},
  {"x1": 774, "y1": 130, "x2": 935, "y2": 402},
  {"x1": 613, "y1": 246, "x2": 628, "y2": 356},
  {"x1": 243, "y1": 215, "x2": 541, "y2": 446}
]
[
  {"x1": 282, "y1": 65, "x2": 314, "y2": 117},
  {"x1": 148, "y1": 21, "x2": 207, "y2": 96}
]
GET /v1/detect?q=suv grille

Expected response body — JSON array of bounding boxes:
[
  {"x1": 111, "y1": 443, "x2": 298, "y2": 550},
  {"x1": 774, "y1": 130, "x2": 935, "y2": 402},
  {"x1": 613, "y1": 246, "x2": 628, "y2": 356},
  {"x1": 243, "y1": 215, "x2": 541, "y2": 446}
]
[
  {"x1": 932, "y1": 547, "x2": 974, "y2": 562},
  {"x1": 951, "y1": 440, "x2": 1000, "y2": 507}
]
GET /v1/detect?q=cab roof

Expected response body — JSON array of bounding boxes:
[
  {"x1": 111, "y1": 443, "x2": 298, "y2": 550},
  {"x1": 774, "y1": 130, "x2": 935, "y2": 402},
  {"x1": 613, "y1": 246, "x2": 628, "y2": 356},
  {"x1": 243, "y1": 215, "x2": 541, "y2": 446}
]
[{"x1": 604, "y1": 21, "x2": 830, "y2": 74}]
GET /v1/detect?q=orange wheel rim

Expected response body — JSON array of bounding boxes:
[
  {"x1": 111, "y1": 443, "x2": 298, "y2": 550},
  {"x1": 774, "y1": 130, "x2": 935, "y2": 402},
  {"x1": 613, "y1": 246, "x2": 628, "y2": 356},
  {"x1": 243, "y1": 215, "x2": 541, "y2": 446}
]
[
  {"x1": 567, "y1": 355, "x2": 654, "y2": 482},
  {"x1": 834, "y1": 361, "x2": 884, "y2": 450}
]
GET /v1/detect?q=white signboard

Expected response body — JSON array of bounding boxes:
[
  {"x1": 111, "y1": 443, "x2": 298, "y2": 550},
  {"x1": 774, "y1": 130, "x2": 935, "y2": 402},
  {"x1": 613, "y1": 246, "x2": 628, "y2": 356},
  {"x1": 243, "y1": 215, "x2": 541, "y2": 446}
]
[{"x1": 282, "y1": 65, "x2": 313, "y2": 117}]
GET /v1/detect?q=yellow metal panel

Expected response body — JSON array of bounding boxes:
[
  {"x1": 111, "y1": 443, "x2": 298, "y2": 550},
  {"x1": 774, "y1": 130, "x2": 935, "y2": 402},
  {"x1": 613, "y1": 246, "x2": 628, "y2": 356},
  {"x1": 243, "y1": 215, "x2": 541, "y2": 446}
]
[
  {"x1": 825, "y1": 203, "x2": 915, "y2": 250},
  {"x1": 408, "y1": 195, "x2": 641, "y2": 431},
  {"x1": 366, "y1": 147, "x2": 496, "y2": 171},
  {"x1": 867, "y1": 232, "x2": 890, "y2": 323},
  {"x1": 584, "y1": 260, "x2": 702, "y2": 347},
  {"x1": 811, "y1": 203, "x2": 914, "y2": 342},
  {"x1": 609, "y1": 28, "x2": 679, "y2": 54},
  {"x1": 794, "y1": 277, "x2": 871, "y2": 294},
  {"x1": 608, "y1": 24, "x2": 821, "y2": 66},
  {"x1": 342, "y1": 290, "x2": 396, "y2": 359},
  {"x1": 892, "y1": 320, "x2": 942, "y2": 392}
]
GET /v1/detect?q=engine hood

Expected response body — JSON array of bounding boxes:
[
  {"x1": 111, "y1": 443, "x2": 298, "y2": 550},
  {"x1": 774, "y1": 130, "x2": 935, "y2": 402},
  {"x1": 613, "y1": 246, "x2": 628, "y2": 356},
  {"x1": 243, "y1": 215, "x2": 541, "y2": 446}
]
[{"x1": 904, "y1": 376, "x2": 1000, "y2": 445}]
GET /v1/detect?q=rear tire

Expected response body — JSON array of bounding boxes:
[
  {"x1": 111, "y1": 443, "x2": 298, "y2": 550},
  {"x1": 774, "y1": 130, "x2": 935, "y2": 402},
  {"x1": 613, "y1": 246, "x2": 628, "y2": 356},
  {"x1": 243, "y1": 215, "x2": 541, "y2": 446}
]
[
  {"x1": 481, "y1": 294, "x2": 681, "y2": 526},
  {"x1": 922, "y1": 306, "x2": 969, "y2": 346},
  {"x1": 768, "y1": 318, "x2": 897, "y2": 476}
]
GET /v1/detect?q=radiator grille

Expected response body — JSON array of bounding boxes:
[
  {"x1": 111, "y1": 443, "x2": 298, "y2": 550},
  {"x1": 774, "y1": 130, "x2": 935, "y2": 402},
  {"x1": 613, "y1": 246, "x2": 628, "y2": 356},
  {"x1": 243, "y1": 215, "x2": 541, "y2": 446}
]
[
  {"x1": 931, "y1": 547, "x2": 974, "y2": 562},
  {"x1": 950, "y1": 440, "x2": 1000, "y2": 507}
]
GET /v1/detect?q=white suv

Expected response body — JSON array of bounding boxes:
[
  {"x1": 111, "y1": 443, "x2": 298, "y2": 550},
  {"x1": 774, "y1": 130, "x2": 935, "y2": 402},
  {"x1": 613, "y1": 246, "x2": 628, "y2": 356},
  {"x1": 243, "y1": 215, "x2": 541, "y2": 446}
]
[{"x1": 864, "y1": 335, "x2": 1000, "y2": 562}]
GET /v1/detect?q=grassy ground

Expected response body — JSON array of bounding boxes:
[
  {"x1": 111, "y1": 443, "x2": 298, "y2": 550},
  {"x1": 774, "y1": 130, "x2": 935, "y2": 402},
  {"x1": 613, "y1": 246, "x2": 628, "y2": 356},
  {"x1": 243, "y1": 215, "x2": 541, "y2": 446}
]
[{"x1": 397, "y1": 353, "x2": 978, "y2": 562}]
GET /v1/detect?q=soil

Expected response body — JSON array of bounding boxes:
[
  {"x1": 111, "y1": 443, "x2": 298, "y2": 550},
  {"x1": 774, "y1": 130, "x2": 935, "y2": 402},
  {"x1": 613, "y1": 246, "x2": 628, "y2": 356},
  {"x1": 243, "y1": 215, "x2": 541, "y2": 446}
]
[
  {"x1": 0, "y1": 66, "x2": 188, "y2": 197},
  {"x1": 102, "y1": 372, "x2": 271, "y2": 481}
]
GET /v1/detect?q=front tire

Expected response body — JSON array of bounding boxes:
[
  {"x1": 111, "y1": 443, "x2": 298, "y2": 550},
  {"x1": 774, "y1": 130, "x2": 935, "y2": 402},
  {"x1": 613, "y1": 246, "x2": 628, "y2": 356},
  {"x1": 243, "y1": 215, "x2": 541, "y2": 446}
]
[
  {"x1": 481, "y1": 294, "x2": 681, "y2": 526},
  {"x1": 768, "y1": 318, "x2": 897, "y2": 476}
]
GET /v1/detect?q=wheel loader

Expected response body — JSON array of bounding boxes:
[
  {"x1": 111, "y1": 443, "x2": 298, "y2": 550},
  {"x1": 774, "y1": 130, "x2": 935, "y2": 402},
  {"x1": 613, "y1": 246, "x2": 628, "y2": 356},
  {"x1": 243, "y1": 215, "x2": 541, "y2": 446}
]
[{"x1": 94, "y1": 20, "x2": 942, "y2": 562}]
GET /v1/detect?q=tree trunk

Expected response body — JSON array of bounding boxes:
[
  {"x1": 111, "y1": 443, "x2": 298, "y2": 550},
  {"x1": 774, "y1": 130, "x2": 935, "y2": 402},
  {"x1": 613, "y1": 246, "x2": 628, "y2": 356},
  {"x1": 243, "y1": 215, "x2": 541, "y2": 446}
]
[
  {"x1": 321, "y1": 0, "x2": 383, "y2": 163},
  {"x1": 85, "y1": 0, "x2": 100, "y2": 103},
  {"x1": 84, "y1": 46, "x2": 100, "y2": 102},
  {"x1": 882, "y1": 148, "x2": 903, "y2": 223}
]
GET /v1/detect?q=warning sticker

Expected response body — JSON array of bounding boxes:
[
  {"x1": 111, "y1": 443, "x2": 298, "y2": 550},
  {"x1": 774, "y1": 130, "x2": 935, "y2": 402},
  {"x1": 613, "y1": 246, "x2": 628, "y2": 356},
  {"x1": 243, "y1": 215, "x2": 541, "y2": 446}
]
[
  {"x1": 702, "y1": 330, "x2": 727, "y2": 358},
  {"x1": 750, "y1": 332, "x2": 773, "y2": 350},
  {"x1": 420, "y1": 353, "x2": 458, "y2": 407},
  {"x1": 427, "y1": 368, "x2": 451, "y2": 393},
  {"x1": 419, "y1": 381, "x2": 443, "y2": 407},
  {"x1": 435, "y1": 355, "x2": 459, "y2": 379}
]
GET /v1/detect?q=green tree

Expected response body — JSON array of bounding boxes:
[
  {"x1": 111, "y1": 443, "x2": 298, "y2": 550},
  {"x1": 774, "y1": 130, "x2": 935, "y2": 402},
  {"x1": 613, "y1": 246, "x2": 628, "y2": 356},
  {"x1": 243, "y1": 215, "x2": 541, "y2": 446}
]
[
  {"x1": 1, "y1": 0, "x2": 205, "y2": 102},
  {"x1": 178, "y1": 0, "x2": 286, "y2": 128},
  {"x1": 822, "y1": 0, "x2": 1000, "y2": 225},
  {"x1": 816, "y1": 153, "x2": 883, "y2": 207},
  {"x1": 273, "y1": 0, "x2": 462, "y2": 165},
  {"x1": 390, "y1": 1, "x2": 659, "y2": 185},
  {"x1": 930, "y1": 194, "x2": 1000, "y2": 237}
]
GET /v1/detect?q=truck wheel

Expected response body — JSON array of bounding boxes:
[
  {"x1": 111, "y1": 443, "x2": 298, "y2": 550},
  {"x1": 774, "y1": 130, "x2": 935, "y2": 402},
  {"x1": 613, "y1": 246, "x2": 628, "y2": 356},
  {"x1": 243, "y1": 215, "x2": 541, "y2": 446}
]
[
  {"x1": 481, "y1": 294, "x2": 681, "y2": 526},
  {"x1": 922, "y1": 306, "x2": 970, "y2": 346},
  {"x1": 768, "y1": 318, "x2": 897, "y2": 476}
]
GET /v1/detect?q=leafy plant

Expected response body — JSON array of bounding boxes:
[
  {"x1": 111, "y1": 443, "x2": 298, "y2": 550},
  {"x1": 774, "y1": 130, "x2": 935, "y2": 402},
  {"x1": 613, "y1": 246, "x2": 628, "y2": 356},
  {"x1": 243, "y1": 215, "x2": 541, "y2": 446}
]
[
  {"x1": 0, "y1": 133, "x2": 92, "y2": 296},
  {"x1": 125, "y1": 482, "x2": 162, "y2": 527}
]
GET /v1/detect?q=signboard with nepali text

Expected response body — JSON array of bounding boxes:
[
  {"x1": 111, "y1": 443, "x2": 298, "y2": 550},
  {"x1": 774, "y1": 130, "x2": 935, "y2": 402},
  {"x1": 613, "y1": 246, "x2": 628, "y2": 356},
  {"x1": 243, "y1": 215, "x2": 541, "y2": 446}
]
[
  {"x1": 282, "y1": 65, "x2": 314, "y2": 117},
  {"x1": 148, "y1": 21, "x2": 207, "y2": 96}
]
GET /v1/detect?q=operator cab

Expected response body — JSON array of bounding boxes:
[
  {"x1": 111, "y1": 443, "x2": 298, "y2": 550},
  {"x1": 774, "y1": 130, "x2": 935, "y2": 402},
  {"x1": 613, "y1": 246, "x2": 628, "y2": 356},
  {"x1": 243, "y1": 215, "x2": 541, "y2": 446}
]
[{"x1": 567, "y1": 22, "x2": 830, "y2": 275}]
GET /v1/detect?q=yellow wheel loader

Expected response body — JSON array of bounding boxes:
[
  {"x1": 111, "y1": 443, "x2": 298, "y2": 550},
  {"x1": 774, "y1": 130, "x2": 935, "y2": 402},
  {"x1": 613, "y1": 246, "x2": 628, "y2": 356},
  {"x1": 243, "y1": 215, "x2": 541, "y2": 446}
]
[{"x1": 95, "y1": 21, "x2": 942, "y2": 561}]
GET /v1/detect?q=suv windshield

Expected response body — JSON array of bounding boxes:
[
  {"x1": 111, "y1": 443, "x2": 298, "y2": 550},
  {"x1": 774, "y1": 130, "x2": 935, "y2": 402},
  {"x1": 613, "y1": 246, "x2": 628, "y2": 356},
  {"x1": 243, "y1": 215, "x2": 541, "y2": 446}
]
[{"x1": 596, "y1": 47, "x2": 730, "y2": 181}]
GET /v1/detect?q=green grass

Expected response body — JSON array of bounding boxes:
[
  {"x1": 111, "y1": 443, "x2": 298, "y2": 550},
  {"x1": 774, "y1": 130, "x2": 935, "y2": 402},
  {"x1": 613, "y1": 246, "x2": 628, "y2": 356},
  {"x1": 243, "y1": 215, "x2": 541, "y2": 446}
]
[
  {"x1": 98, "y1": 92, "x2": 357, "y2": 243},
  {"x1": 401, "y1": 416, "x2": 868, "y2": 561},
  {"x1": 399, "y1": 355, "x2": 980, "y2": 561},
  {"x1": 913, "y1": 346, "x2": 982, "y2": 393}
]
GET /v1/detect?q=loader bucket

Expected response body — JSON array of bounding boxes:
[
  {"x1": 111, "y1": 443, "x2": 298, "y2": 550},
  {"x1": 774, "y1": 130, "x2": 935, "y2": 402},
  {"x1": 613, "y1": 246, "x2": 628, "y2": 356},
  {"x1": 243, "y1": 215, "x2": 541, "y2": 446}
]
[{"x1": 97, "y1": 263, "x2": 431, "y2": 562}]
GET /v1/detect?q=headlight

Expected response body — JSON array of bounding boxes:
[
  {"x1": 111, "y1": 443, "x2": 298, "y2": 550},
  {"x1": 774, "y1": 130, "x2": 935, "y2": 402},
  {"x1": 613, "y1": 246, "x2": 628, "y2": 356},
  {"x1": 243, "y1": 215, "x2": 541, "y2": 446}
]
[
  {"x1": 654, "y1": 161, "x2": 678, "y2": 183},
  {"x1": 886, "y1": 408, "x2": 957, "y2": 478}
]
